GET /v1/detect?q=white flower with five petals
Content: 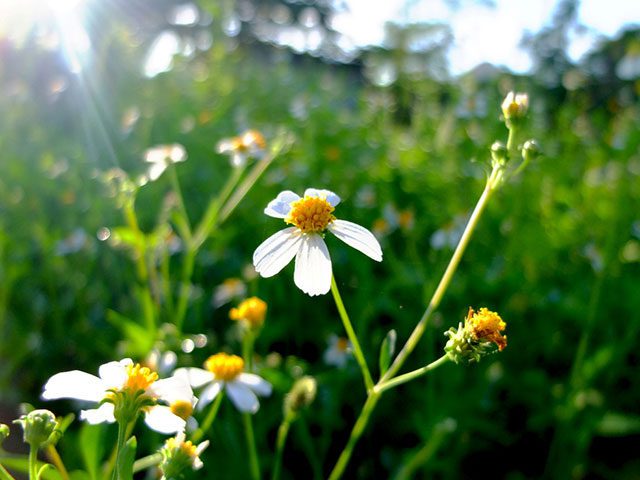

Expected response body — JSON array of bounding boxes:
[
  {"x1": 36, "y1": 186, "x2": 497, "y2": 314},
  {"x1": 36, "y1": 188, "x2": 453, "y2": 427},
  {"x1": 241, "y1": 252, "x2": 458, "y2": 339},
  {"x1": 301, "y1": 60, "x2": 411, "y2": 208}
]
[
  {"x1": 175, "y1": 353, "x2": 271, "y2": 414},
  {"x1": 253, "y1": 188, "x2": 383, "y2": 296},
  {"x1": 42, "y1": 358, "x2": 195, "y2": 434}
]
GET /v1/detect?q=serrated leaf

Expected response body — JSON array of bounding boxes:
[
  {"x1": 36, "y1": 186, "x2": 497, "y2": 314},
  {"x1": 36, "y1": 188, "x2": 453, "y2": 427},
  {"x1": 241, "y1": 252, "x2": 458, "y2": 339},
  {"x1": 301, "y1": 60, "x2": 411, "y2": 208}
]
[{"x1": 378, "y1": 329, "x2": 397, "y2": 377}]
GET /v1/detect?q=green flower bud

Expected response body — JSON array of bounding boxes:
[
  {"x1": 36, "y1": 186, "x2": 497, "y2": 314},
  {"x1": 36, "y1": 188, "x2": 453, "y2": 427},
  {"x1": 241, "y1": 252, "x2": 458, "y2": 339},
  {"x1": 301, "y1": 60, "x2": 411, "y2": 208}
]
[
  {"x1": 14, "y1": 409, "x2": 59, "y2": 449},
  {"x1": 522, "y1": 139, "x2": 540, "y2": 162},
  {"x1": 284, "y1": 376, "x2": 317, "y2": 418},
  {"x1": 490, "y1": 141, "x2": 508, "y2": 166},
  {"x1": 0, "y1": 424, "x2": 9, "y2": 446}
]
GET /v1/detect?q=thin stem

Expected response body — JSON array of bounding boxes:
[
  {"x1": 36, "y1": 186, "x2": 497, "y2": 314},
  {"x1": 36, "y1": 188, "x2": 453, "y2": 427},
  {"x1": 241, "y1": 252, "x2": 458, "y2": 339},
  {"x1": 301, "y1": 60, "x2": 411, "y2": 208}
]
[
  {"x1": 0, "y1": 463, "x2": 15, "y2": 480},
  {"x1": 243, "y1": 331, "x2": 256, "y2": 372},
  {"x1": 173, "y1": 248, "x2": 196, "y2": 333},
  {"x1": 132, "y1": 453, "x2": 162, "y2": 473},
  {"x1": 381, "y1": 170, "x2": 497, "y2": 383},
  {"x1": 375, "y1": 356, "x2": 450, "y2": 395},
  {"x1": 112, "y1": 420, "x2": 128, "y2": 480},
  {"x1": 44, "y1": 445, "x2": 69, "y2": 480},
  {"x1": 327, "y1": 393, "x2": 380, "y2": 480},
  {"x1": 191, "y1": 391, "x2": 224, "y2": 443},
  {"x1": 330, "y1": 275, "x2": 374, "y2": 392},
  {"x1": 271, "y1": 414, "x2": 293, "y2": 480},
  {"x1": 243, "y1": 413, "x2": 261, "y2": 480},
  {"x1": 168, "y1": 166, "x2": 192, "y2": 242},
  {"x1": 28, "y1": 447, "x2": 37, "y2": 480}
]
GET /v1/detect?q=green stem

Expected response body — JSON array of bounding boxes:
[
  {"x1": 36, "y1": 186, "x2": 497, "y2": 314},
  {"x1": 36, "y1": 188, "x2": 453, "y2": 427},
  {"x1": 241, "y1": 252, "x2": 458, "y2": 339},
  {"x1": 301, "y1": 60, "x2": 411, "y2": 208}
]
[
  {"x1": 243, "y1": 414, "x2": 261, "y2": 480},
  {"x1": 271, "y1": 415, "x2": 293, "y2": 480},
  {"x1": 243, "y1": 331, "x2": 256, "y2": 372},
  {"x1": 375, "y1": 356, "x2": 450, "y2": 395},
  {"x1": 44, "y1": 445, "x2": 69, "y2": 480},
  {"x1": 112, "y1": 420, "x2": 128, "y2": 480},
  {"x1": 327, "y1": 393, "x2": 380, "y2": 480},
  {"x1": 28, "y1": 447, "x2": 37, "y2": 480},
  {"x1": 191, "y1": 391, "x2": 224, "y2": 443},
  {"x1": 0, "y1": 463, "x2": 15, "y2": 480},
  {"x1": 392, "y1": 422, "x2": 452, "y2": 480},
  {"x1": 381, "y1": 168, "x2": 498, "y2": 383},
  {"x1": 330, "y1": 275, "x2": 374, "y2": 392},
  {"x1": 132, "y1": 453, "x2": 162, "y2": 473},
  {"x1": 168, "y1": 166, "x2": 192, "y2": 242},
  {"x1": 174, "y1": 247, "x2": 196, "y2": 333}
]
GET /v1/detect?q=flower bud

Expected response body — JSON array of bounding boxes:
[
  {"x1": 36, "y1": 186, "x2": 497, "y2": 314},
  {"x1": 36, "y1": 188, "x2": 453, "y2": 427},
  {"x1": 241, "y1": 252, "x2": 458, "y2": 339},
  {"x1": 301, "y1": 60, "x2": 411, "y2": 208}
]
[
  {"x1": 501, "y1": 92, "x2": 529, "y2": 123},
  {"x1": 490, "y1": 141, "x2": 508, "y2": 166},
  {"x1": 522, "y1": 139, "x2": 540, "y2": 163},
  {"x1": 444, "y1": 307, "x2": 507, "y2": 364},
  {"x1": 0, "y1": 424, "x2": 9, "y2": 446},
  {"x1": 14, "y1": 409, "x2": 59, "y2": 448},
  {"x1": 160, "y1": 432, "x2": 209, "y2": 479},
  {"x1": 284, "y1": 376, "x2": 317, "y2": 418}
]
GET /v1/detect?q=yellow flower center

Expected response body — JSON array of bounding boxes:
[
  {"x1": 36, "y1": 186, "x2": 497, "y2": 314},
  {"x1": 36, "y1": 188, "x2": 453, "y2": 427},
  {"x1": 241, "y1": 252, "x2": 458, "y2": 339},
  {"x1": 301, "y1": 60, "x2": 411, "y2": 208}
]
[
  {"x1": 241, "y1": 130, "x2": 266, "y2": 150},
  {"x1": 170, "y1": 400, "x2": 193, "y2": 420},
  {"x1": 204, "y1": 353, "x2": 244, "y2": 381},
  {"x1": 466, "y1": 307, "x2": 507, "y2": 351},
  {"x1": 124, "y1": 363, "x2": 158, "y2": 392},
  {"x1": 229, "y1": 297, "x2": 267, "y2": 328},
  {"x1": 166, "y1": 437, "x2": 197, "y2": 457},
  {"x1": 285, "y1": 196, "x2": 336, "y2": 233},
  {"x1": 336, "y1": 337, "x2": 349, "y2": 352}
]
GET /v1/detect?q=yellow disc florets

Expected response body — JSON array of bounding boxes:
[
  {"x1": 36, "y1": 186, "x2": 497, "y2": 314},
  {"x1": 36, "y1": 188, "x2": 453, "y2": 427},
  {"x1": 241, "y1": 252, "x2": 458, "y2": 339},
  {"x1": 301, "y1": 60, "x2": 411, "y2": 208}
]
[
  {"x1": 124, "y1": 363, "x2": 158, "y2": 392},
  {"x1": 204, "y1": 353, "x2": 244, "y2": 381},
  {"x1": 466, "y1": 307, "x2": 507, "y2": 351},
  {"x1": 170, "y1": 400, "x2": 194, "y2": 421},
  {"x1": 229, "y1": 297, "x2": 267, "y2": 329},
  {"x1": 285, "y1": 196, "x2": 336, "y2": 233},
  {"x1": 166, "y1": 436, "x2": 198, "y2": 457}
]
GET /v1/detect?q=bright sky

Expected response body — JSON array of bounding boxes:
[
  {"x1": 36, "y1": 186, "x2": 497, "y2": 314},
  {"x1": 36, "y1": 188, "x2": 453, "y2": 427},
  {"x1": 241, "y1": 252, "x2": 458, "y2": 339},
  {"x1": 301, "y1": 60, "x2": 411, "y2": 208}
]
[{"x1": 335, "y1": 0, "x2": 640, "y2": 75}]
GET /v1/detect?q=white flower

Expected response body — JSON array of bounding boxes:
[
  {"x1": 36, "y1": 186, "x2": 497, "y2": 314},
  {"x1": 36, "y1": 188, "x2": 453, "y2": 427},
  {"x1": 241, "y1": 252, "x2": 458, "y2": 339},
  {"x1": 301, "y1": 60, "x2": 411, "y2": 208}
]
[
  {"x1": 161, "y1": 431, "x2": 209, "y2": 473},
  {"x1": 42, "y1": 358, "x2": 194, "y2": 434},
  {"x1": 216, "y1": 130, "x2": 266, "y2": 168},
  {"x1": 144, "y1": 144, "x2": 187, "y2": 181},
  {"x1": 323, "y1": 335, "x2": 352, "y2": 368},
  {"x1": 253, "y1": 188, "x2": 383, "y2": 296},
  {"x1": 175, "y1": 353, "x2": 271, "y2": 414}
]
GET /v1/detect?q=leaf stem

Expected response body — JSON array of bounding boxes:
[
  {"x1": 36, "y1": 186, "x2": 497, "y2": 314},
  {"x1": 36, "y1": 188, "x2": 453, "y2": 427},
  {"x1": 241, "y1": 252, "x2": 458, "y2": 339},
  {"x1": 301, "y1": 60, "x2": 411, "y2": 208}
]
[
  {"x1": 243, "y1": 413, "x2": 261, "y2": 480},
  {"x1": 375, "y1": 355, "x2": 450, "y2": 395},
  {"x1": 271, "y1": 414, "x2": 293, "y2": 480},
  {"x1": 191, "y1": 391, "x2": 224, "y2": 443}
]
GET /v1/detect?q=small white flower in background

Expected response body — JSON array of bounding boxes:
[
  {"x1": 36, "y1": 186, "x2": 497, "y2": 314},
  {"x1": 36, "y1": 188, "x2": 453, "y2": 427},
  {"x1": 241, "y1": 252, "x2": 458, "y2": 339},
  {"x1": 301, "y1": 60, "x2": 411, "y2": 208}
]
[
  {"x1": 175, "y1": 353, "x2": 271, "y2": 414},
  {"x1": 144, "y1": 144, "x2": 187, "y2": 181},
  {"x1": 55, "y1": 228, "x2": 90, "y2": 256},
  {"x1": 42, "y1": 358, "x2": 194, "y2": 434},
  {"x1": 323, "y1": 335, "x2": 352, "y2": 368},
  {"x1": 216, "y1": 129, "x2": 266, "y2": 167},
  {"x1": 253, "y1": 188, "x2": 383, "y2": 296},
  {"x1": 160, "y1": 431, "x2": 209, "y2": 477},
  {"x1": 212, "y1": 278, "x2": 247, "y2": 308}
]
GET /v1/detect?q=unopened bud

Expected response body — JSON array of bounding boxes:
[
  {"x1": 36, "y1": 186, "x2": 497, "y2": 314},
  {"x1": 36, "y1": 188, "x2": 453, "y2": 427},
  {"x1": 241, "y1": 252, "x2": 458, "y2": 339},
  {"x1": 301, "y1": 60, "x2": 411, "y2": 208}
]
[
  {"x1": 501, "y1": 92, "x2": 529, "y2": 123},
  {"x1": 0, "y1": 424, "x2": 9, "y2": 446},
  {"x1": 160, "y1": 432, "x2": 209, "y2": 479},
  {"x1": 284, "y1": 376, "x2": 317, "y2": 417},
  {"x1": 14, "y1": 409, "x2": 59, "y2": 448},
  {"x1": 490, "y1": 141, "x2": 508, "y2": 165},
  {"x1": 522, "y1": 139, "x2": 540, "y2": 162}
]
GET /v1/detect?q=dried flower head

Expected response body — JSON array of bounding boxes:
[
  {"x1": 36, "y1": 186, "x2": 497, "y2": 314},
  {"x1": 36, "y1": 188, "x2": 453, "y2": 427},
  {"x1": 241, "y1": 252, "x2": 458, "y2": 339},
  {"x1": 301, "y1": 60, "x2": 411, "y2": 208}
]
[{"x1": 444, "y1": 307, "x2": 507, "y2": 364}]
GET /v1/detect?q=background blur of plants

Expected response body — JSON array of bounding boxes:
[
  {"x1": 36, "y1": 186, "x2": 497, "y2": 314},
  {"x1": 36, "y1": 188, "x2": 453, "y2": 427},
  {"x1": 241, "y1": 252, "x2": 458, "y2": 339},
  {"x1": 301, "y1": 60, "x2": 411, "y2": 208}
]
[{"x1": 1, "y1": 0, "x2": 639, "y2": 478}]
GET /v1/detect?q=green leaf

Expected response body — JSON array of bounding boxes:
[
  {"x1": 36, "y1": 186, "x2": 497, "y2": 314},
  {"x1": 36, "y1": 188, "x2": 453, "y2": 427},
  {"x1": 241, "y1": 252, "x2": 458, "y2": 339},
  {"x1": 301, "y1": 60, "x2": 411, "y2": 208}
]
[
  {"x1": 596, "y1": 412, "x2": 640, "y2": 437},
  {"x1": 116, "y1": 436, "x2": 137, "y2": 480},
  {"x1": 106, "y1": 310, "x2": 154, "y2": 356},
  {"x1": 79, "y1": 424, "x2": 106, "y2": 480},
  {"x1": 378, "y1": 329, "x2": 397, "y2": 377}
]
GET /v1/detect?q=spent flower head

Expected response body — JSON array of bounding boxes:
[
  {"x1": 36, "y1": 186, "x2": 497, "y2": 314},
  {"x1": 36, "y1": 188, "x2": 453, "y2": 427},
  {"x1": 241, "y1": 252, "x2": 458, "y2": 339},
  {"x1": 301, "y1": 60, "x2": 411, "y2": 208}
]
[
  {"x1": 175, "y1": 353, "x2": 272, "y2": 414},
  {"x1": 216, "y1": 129, "x2": 266, "y2": 167},
  {"x1": 42, "y1": 358, "x2": 194, "y2": 434},
  {"x1": 160, "y1": 431, "x2": 209, "y2": 479},
  {"x1": 14, "y1": 409, "x2": 59, "y2": 449},
  {"x1": 444, "y1": 307, "x2": 507, "y2": 364},
  {"x1": 284, "y1": 376, "x2": 317, "y2": 418},
  {"x1": 253, "y1": 188, "x2": 383, "y2": 296},
  {"x1": 229, "y1": 296, "x2": 267, "y2": 331}
]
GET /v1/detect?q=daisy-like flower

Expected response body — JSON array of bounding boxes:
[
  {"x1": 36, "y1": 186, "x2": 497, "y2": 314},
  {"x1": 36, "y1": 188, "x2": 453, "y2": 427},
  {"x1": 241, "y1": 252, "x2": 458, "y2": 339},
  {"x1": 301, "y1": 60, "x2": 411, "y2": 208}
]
[
  {"x1": 143, "y1": 144, "x2": 187, "y2": 181},
  {"x1": 216, "y1": 129, "x2": 266, "y2": 167},
  {"x1": 175, "y1": 353, "x2": 271, "y2": 414},
  {"x1": 229, "y1": 296, "x2": 267, "y2": 330},
  {"x1": 160, "y1": 431, "x2": 209, "y2": 478},
  {"x1": 42, "y1": 358, "x2": 194, "y2": 434},
  {"x1": 253, "y1": 188, "x2": 383, "y2": 296},
  {"x1": 323, "y1": 335, "x2": 352, "y2": 368}
]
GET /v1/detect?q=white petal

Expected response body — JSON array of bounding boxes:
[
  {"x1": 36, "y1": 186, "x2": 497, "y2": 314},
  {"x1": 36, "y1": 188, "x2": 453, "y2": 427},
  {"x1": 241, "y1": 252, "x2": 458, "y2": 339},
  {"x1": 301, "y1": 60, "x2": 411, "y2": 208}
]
[
  {"x1": 42, "y1": 371, "x2": 105, "y2": 402},
  {"x1": 264, "y1": 190, "x2": 300, "y2": 218},
  {"x1": 99, "y1": 360, "x2": 130, "y2": 390},
  {"x1": 253, "y1": 228, "x2": 302, "y2": 277},
  {"x1": 144, "y1": 406, "x2": 186, "y2": 434},
  {"x1": 80, "y1": 403, "x2": 115, "y2": 424},
  {"x1": 328, "y1": 219, "x2": 383, "y2": 262},
  {"x1": 294, "y1": 234, "x2": 332, "y2": 296},
  {"x1": 148, "y1": 376, "x2": 193, "y2": 403},
  {"x1": 237, "y1": 373, "x2": 272, "y2": 397},
  {"x1": 226, "y1": 382, "x2": 260, "y2": 414},
  {"x1": 303, "y1": 188, "x2": 340, "y2": 207},
  {"x1": 148, "y1": 162, "x2": 168, "y2": 181},
  {"x1": 173, "y1": 368, "x2": 214, "y2": 389},
  {"x1": 197, "y1": 381, "x2": 223, "y2": 411}
]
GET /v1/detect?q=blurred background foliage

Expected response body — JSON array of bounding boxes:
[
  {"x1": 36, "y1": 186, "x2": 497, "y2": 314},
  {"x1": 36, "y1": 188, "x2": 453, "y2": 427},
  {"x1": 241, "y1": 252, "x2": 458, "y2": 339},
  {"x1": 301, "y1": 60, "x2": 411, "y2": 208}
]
[{"x1": 1, "y1": 0, "x2": 639, "y2": 478}]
